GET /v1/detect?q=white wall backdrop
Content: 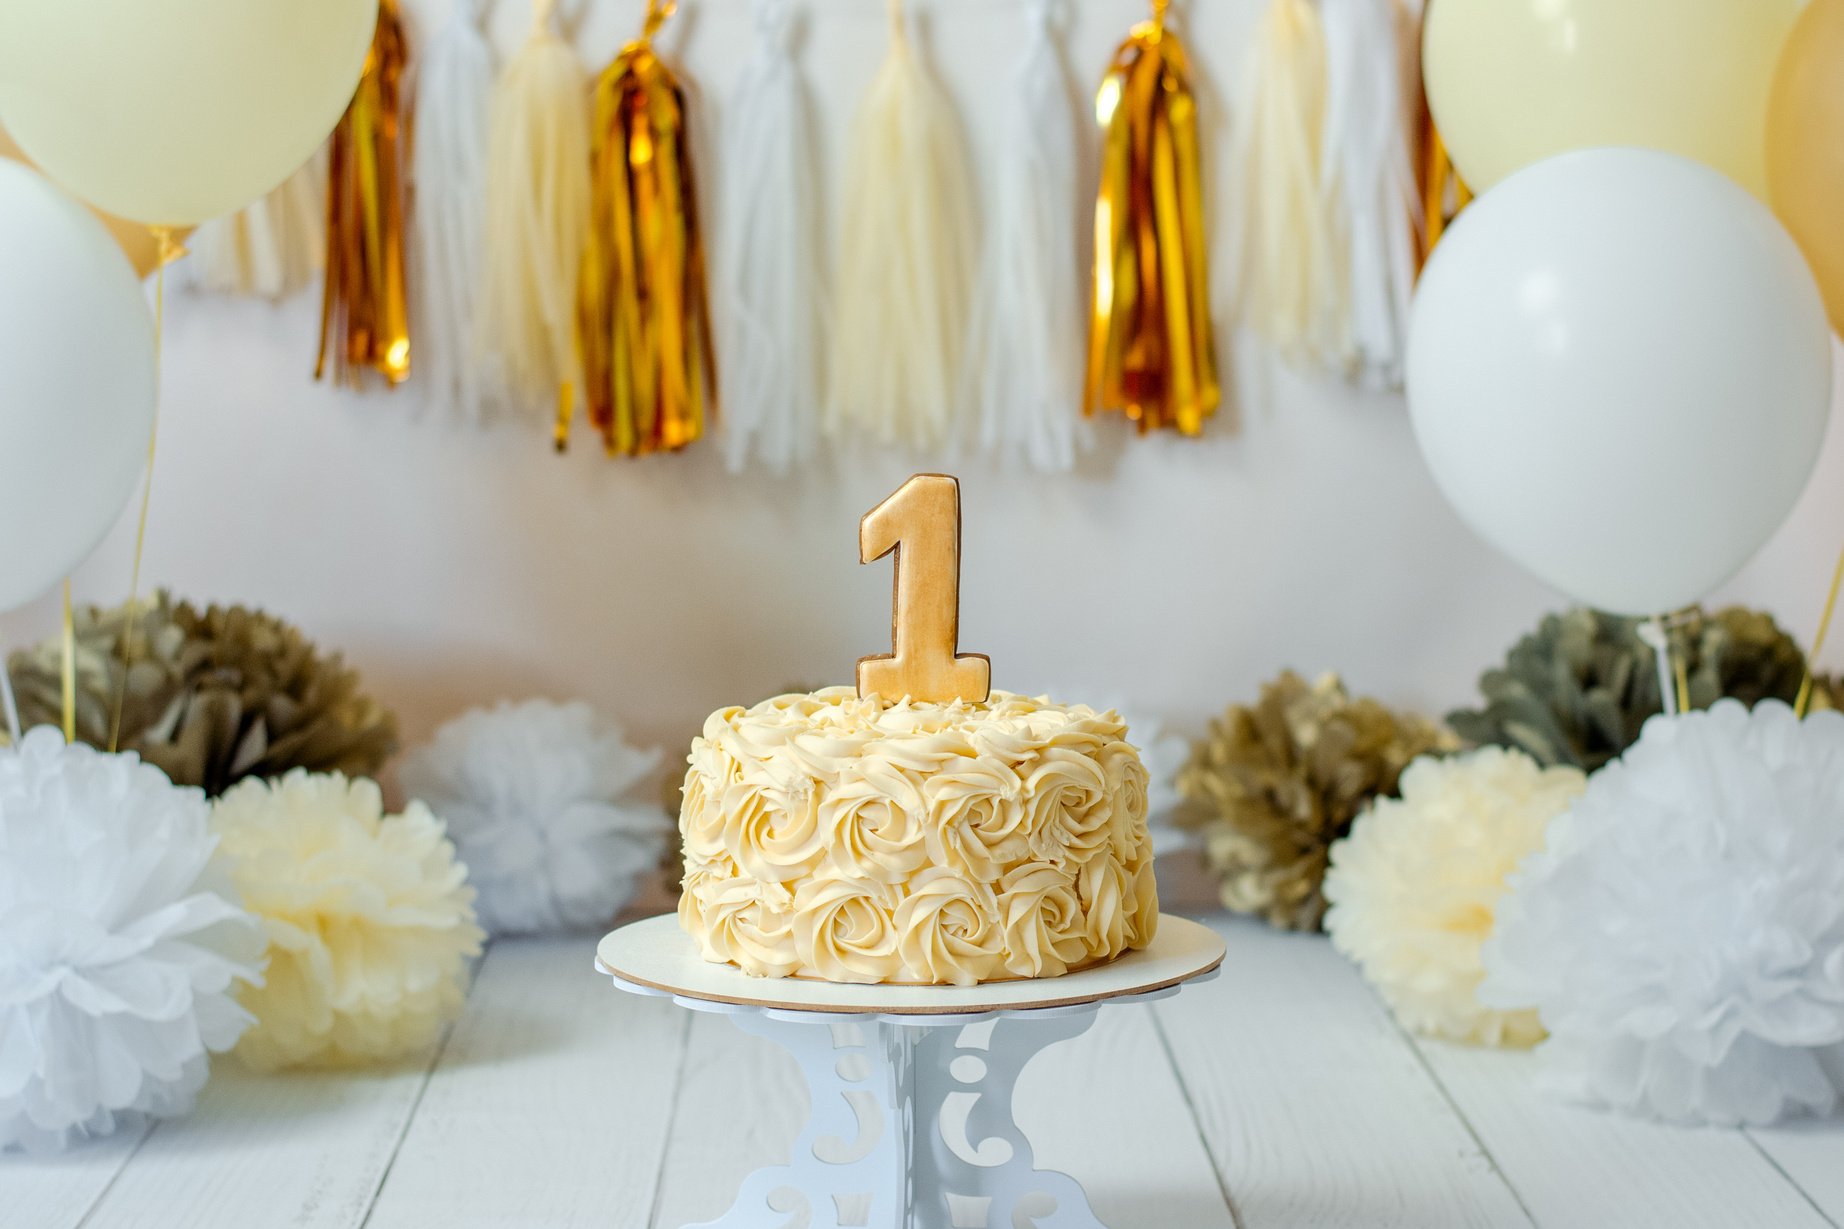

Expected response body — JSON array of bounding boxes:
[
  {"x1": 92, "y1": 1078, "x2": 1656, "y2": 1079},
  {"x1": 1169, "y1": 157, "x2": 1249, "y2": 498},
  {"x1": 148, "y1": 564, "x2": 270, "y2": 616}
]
[{"x1": 6, "y1": 0, "x2": 1842, "y2": 779}]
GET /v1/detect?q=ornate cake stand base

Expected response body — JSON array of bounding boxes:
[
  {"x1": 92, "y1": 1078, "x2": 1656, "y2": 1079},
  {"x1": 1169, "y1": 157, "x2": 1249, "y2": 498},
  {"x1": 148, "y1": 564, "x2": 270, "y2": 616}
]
[{"x1": 596, "y1": 914, "x2": 1226, "y2": 1229}]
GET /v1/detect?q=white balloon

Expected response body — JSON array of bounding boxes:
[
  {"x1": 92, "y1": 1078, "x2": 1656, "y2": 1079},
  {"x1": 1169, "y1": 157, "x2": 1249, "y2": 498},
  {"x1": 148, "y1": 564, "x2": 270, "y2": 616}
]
[
  {"x1": 0, "y1": 163, "x2": 155, "y2": 611},
  {"x1": 1407, "y1": 148, "x2": 1832, "y2": 616}
]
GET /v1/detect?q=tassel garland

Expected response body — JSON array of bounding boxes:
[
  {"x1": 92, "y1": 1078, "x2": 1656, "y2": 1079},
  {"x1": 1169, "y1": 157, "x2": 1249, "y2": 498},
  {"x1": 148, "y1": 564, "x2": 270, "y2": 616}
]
[
  {"x1": 968, "y1": 0, "x2": 1088, "y2": 472},
  {"x1": 1232, "y1": 0, "x2": 1342, "y2": 368},
  {"x1": 478, "y1": 0, "x2": 593, "y2": 425},
  {"x1": 572, "y1": 0, "x2": 715, "y2": 457},
  {"x1": 826, "y1": 0, "x2": 977, "y2": 450},
  {"x1": 318, "y1": 0, "x2": 412, "y2": 389},
  {"x1": 188, "y1": 158, "x2": 326, "y2": 300},
  {"x1": 1320, "y1": 0, "x2": 1418, "y2": 388},
  {"x1": 410, "y1": 0, "x2": 493, "y2": 420},
  {"x1": 1087, "y1": 0, "x2": 1218, "y2": 435},
  {"x1": 717, "y1": 0, "x2": 823, "y2": 475}
]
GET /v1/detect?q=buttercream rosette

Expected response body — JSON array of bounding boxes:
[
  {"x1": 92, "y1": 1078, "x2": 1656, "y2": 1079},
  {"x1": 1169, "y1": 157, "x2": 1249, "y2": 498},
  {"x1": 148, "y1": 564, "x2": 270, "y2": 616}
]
[{"x1": 677, "y1": 688, "x2": 1158, "y2": 985}]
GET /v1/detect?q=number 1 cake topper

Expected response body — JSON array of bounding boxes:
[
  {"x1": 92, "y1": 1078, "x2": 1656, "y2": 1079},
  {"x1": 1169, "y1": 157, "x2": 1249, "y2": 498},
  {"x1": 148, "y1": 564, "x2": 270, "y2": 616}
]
[{"x1": 858, "y1": 474, "x2": 992, "y2": 704}]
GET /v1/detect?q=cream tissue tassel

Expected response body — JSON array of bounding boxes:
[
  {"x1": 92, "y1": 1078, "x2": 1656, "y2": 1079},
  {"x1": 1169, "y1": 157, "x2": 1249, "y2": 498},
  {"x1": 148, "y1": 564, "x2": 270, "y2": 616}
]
[
  {"x1": 826, "y1": 0, "x2": 977, "y2": 451},
  {"x1": 1231, "y1": 0, "x2": 1343, "y2": 368},
  {"x1": 967, "y1": 0, "x2": 1088, "y2": 472},
  {"x1": 0, "y1": 729, "x2": 264, "y2": 1152},
  {"x1": 718, "y1": 0, "x2": 823, "y2": 475},
  {"x1": 476, "y1": 0, "x2": 593, "y2": 421},
  {"x1": 1319, "y1": 0, "x2": 1417, "y2": 388},
  {"x1": 187, "y1": 156, "x2": 326, "y2": 299},
  {"x1": 411, "y1": 0, "x2": 494, "y2": 421}
]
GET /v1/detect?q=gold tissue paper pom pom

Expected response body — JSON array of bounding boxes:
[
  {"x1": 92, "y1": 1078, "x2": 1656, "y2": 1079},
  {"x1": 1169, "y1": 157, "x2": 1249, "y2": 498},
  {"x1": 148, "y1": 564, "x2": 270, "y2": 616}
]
[
  {"x1": 1323, "y1": 747, "x2": 1585, "y2": 1047},
  {"x1": 211, "y1": 770, "x2": 484, "y2": 1070},
  {"x1": 1176, "y1": 671, "x2": 1455, "y2": 931},
  {"x1": 6, "y1": 591, "x2": 398, "y2": 796},
  {"x1": 1449, "y1": 606, "x2": 1826, "y2": 773}
]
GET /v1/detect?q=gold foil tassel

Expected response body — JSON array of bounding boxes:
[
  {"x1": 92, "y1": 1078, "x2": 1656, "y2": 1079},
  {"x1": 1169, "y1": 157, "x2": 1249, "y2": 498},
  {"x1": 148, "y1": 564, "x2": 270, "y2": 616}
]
[
  {"x1": 570, "y1": 0, "x2": 715, "y2": 457},
  {"x1": 1418, "y1": 117, "x2": 1470, "y2": 268},
  {"x1": 1086, "y1": 0, "x2": 1218, "y2": 436},
  {"x1": 317, "y1": 0, "x2": 411, "y2": 389}
]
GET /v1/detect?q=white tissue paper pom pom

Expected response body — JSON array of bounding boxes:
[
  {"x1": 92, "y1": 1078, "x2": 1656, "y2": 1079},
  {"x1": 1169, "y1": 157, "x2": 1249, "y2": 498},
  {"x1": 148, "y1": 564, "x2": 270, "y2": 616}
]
[
  {"x1": 212, "y1": 771, "x2": 483, "y2": 1070},
  {"x1": 0, "y1": 728, "x2": 264, "y2": 1152},
  {"x1": 399, "y1": 700, "x2": 667, "y2": 937},
  {"x1": 1482, "y1": 700, "x2": 1844, "y2": 1125},
  {"x1": 1325, "y1": 747, "x2": 1584, "y2": 1046}
]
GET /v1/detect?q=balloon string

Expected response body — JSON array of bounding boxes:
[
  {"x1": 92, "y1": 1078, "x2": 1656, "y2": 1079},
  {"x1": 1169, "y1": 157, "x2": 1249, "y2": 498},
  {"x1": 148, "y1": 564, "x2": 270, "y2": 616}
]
[
  {"x1": 1795, "y1": 540, "x2": 1844, "y2": 717},
  {"x1": 1637, "y1": 618, "x2": 1679, "y2": 717},
  {"x1": 0, "y1": 632, "x2": 20, "y2": 746},
  {"x1": 61, "y1": 580, "x2": 75, "y2": 742},
  {"x1": 107, "y1": 226, "x2": 178, "y2": 753}
]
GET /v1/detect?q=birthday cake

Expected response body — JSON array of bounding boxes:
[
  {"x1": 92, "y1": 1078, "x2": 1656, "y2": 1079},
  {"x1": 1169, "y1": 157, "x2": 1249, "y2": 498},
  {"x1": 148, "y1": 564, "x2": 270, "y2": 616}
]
[{"x1": 676, "y1": 687, "x2": 1160, "y2": 985}]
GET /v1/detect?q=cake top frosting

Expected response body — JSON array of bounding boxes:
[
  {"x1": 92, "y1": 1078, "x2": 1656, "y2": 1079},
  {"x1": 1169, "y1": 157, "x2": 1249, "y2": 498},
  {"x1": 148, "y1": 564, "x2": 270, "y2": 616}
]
[{"x1": 696, "y1": 687, "x2": 1135, "y2": 789}]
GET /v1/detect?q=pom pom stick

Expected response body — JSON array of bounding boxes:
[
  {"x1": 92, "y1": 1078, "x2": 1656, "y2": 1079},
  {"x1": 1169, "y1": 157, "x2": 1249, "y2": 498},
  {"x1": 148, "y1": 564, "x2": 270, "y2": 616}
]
[
  {"x1": 968, "y1": 0, "x2": 1088, "y2": 471},
  {"x1": 1320, "y1": 0, "x2": 1418, "y2": 388},
  {"x1": 317, "y1": 0, "x2": 412, "y2": 389},
  {"x1": 1086, "y1": 0, "x2": 1219, "y2": 436},
  {"x1": 717, "y1": 0, "x2": 823, "y2": 475},
  {"x1": 1231, "y1": 0, "x2": 1342, "y2": 369},
  {"x1": 410, "y1": 0, "x2": 493, "y2": 421},
  {"x1": 188, "y1": 157, "x2": 327, "y2": 300},
  {"x1": 826, "y1": 0, "x2": 977, "y2": 450},
  {"x1": 571, "y1": 0, "x2": 715, "y2": 457},
  {"x1": 478, "y1": 0, "x2": 592, "y2": 424}
]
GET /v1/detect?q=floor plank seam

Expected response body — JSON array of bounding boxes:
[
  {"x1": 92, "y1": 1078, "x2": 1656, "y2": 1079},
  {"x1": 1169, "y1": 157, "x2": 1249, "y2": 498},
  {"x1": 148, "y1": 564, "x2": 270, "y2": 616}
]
[
  {"x1": 1146, "y1": 1002, "x2": 1247, "y2": 1229},
  {"x1": 645, "y1": 1009, "x2": 698, "y2": 1229},
  {"x1": 352, "y1": 944, "x2": 490, "y2": 1229},
  {"x1": 72, "y1": 1121, "x2": 157, "y2": 1229},
  {"x1": 1741, "y1": 1130, "x2": 1842, "y2": 1229},
  {"x1": 1388, "y1": 1016, "x2": 1540, "y2": 1229}
]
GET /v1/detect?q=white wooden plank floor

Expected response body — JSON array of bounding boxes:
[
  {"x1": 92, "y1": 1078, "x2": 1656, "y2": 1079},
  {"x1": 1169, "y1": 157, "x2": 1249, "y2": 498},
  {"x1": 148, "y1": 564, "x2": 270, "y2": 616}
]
[{"x1": 9, "y1": 911, "x2": 1842, "y2": 1229}]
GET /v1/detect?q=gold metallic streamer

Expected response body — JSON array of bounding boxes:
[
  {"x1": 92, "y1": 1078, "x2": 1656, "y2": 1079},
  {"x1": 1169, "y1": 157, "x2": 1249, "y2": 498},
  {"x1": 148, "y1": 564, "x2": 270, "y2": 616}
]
[
  {"x1": 569, "y1": 0, "x2": 716, "y2": 457},
  {"x1": 1086, "y1": 0, "x2": 1218, "y2": 436},
  {"x1": 1419, "y1": 119, "x2": 1470, "y2": 268},
  {"x1": 317, "y1": 0, "x2": 411, "y2": 389}
]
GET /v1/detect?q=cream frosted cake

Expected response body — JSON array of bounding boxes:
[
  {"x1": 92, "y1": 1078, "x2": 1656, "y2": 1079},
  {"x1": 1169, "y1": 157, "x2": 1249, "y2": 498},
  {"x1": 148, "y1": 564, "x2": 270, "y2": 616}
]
[{"x1": 676, "y1": 687, "x2": 1159, "y2": 986}]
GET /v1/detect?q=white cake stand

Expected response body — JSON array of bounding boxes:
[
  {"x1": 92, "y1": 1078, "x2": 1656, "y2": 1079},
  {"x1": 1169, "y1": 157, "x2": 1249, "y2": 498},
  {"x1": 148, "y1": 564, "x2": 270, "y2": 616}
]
[{"x1": 596, "y1": 913, "x2": 1225, "y2": 1229}]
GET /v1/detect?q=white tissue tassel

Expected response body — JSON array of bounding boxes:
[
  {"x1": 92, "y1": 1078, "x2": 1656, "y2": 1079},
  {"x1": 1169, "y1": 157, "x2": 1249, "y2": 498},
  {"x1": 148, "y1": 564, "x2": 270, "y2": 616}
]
[
  {"x1": 1320, "y1": 0, "x2": 1417, "y2": 387},
  {"x1": 968, "y1": 0, "x2": 1088, "y2": 472},
  {"x1": 411, "y1": 0, "x2": 493, "y2": 420},
  {"x1": 718, "y1": 0, "x2": 823, "y2": 475}
]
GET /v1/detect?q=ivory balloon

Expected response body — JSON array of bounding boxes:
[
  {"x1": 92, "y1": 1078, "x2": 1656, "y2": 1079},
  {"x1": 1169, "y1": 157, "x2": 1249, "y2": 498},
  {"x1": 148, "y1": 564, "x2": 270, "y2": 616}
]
[
  {"x1": 1423, "y1": 0, "x2": 1800, "y2": 197},
  {"x1": 0, "y1": 0, "x2": 376, "y2": 227},
  {"x1": 1768, "y1": 0, "x2": 1844, "y2": 335},
  {"x1": 0, "y1": 162, "x2": 156, "y2": 611},
  {"x1": 0, "y1": 125, "x2": 188, "y2": 279},
  {"x1": 1407, "y1": 149, "x2": 1831, "y2": 616}
]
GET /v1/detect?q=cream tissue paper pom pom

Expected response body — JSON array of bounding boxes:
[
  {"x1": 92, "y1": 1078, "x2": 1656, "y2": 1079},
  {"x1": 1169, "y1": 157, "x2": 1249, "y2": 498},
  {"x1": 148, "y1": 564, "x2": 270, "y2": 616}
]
[
  {"x1": 1482, "y1": 700, "x2": 1844, "y2": 1125},
  {"x1": 211, "y1": 771, "x2": 483, "y2": 1070},
  {"x1": 1324, "y1": 747, "x2": 1584, "y2": 1047},
  {"x1": 0, "y1": 728, "x2": 263, "y2": 1151},
  {"x1": 399, "y1": 699, "x2": 667, "y2": 936}
]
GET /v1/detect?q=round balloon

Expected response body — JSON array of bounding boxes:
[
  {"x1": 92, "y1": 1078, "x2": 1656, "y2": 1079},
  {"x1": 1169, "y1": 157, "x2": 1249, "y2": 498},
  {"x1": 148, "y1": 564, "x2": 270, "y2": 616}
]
[
  {"x1": 1768, "y1": 0, "x2": 1844, "y2": 336},
  {"x1": 0, "y1": 162, "x2": 156, "y2": 611},
  {"x1": 0, "y1": 0, "x2": 376, "y2": 227},
  {"x1": 1424, "y1": 0, "x2": 1800, "y2": 197},
  {"x1": 1406, "y1": 149, "x2": 1831, "y2": 616},
  {"x1": 0, "y1": 124, "x2": 190, "y2": 279}
]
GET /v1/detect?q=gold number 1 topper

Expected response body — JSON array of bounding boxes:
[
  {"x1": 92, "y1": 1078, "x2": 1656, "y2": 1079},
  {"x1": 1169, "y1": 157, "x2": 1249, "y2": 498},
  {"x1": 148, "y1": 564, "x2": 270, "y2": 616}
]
[{"x1": 857, "y1": 474, "x2": 992, "y2": 704}]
